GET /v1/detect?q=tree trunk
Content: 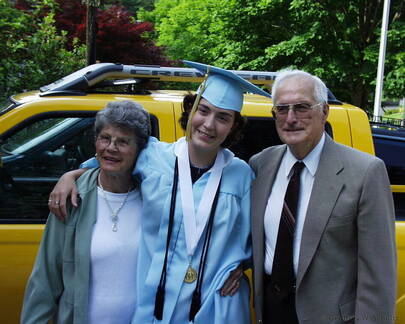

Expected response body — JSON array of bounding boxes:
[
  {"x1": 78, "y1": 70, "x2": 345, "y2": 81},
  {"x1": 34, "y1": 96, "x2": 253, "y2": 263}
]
[
  {"x1": 351, "y1": 79, "x2": 370, "y2": 112},
  {"x1": 86, "y1": 5, "x2": 97, "y2": 65}
]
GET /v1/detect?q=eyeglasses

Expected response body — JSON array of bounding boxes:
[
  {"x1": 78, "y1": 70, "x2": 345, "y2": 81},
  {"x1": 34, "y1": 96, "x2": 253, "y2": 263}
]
[
  {"x1": 272, "y1": 102, "x2": 323, "y2": 118},
  {"x1": 96, "y1": 134, "x2": 133, "y2": 150}
]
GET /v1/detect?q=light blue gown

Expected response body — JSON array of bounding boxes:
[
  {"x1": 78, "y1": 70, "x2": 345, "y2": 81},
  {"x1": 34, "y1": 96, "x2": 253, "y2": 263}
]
[{"x1": 83, "y1": 137, "x2": 253, "y2": 324}]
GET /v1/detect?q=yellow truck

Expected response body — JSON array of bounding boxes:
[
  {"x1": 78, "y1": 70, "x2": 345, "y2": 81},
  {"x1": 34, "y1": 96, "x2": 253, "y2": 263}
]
[{"x1": 0, "y1": 63, "x2": 403, "y2": 323}]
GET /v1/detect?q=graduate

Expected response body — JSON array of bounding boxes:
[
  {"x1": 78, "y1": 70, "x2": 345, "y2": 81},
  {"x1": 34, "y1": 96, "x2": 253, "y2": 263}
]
[{"x1": 49, "y1": 60, "x2": 272, "y2": 324}]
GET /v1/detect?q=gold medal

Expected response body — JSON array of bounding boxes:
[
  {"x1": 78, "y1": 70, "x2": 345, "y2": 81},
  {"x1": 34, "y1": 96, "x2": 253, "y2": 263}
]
[{"x1": 184, "y1": 265, "x2": 198, "y2": 283}]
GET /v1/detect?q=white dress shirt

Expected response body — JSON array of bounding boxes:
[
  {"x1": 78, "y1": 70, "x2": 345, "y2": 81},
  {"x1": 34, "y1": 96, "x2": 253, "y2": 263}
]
[{"x1": 264, "y1": 133, "x2": 325, "y2": 275}]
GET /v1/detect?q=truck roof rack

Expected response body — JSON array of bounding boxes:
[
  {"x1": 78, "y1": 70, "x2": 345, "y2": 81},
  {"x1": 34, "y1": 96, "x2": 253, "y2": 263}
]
[
  {"x1": 40, "y1": 63, "x2": 278, "y2": 94},
  {"x1": 39, "y1": 62, "x2": 343, "y2": 104}
]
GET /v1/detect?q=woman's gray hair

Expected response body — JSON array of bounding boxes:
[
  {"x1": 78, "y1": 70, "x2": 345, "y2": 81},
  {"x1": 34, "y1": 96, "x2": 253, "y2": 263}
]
[
  {"x1": 272, "y1": 69, "x2": 328, "y2": 105},
  {"x1": 95, "y1": 100, "x2": 151, "y2": 150}
]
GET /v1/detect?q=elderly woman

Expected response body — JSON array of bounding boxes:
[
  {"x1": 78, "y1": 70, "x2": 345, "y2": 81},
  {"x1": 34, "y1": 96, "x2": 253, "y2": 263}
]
[{"x1": 21, "y1": 101, "x2": 151, "y2": 324}]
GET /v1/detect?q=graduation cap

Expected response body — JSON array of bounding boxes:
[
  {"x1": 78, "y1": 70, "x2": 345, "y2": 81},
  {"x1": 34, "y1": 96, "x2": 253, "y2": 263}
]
[
  {"x1": 183, "y1": 60, "x2": 271, "y2": 112},
  {"x1": 183, "y1": 60, "x2": 272, "y2": 140}
]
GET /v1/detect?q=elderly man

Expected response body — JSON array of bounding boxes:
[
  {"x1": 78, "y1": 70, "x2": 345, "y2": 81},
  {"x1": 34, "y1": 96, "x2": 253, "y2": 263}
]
[{"x1": 249, "y1": 70, "x2": 397, "y2": 324}]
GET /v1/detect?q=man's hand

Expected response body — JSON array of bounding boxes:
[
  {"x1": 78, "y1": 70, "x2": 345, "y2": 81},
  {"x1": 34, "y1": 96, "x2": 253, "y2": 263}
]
[
  {"x1": 220, "y1": 263, "x2": 244, "y2": 296},
  {"x1": 48, "y1": 169, "x2": 87, "y2": 220}
]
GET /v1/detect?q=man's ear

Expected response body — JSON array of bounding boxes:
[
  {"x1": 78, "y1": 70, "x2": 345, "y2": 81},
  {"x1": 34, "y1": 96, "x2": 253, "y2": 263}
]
[
  {"x1": 322, "y1": 104, "x2": 330, "y2": 121},
  {"x1": 272, "y1": 109, "x2": 277, "y2": 120}
]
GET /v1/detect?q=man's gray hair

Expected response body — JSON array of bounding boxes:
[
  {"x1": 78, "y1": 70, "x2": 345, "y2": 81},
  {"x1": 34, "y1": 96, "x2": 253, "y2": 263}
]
[
  {"x1": 95, "y1": 100, "x2": 151, "y2": 150},
  {"x1": 272, "y1": 69, "x2": 328, "y2": 105}
]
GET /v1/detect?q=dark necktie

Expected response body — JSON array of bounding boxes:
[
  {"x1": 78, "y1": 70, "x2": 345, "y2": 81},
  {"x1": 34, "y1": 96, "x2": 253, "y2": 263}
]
[{"x1": 270, "y1": 161, "x2": 305, "y2": 300}]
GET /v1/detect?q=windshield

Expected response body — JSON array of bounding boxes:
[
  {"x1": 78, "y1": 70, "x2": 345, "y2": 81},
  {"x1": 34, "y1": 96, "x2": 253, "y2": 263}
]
[
  {"x1": 0, "y1": 99, "x2": 18, "y2": 116},
  {"x1": 1, "y1": 118, "x2": 81, "y2": 154}
]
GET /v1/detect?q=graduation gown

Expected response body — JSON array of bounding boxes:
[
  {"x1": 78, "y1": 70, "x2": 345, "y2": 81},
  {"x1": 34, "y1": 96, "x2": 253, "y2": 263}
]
[{"x1": 83, "y1": 137, "x2": 253, "y2": 324}]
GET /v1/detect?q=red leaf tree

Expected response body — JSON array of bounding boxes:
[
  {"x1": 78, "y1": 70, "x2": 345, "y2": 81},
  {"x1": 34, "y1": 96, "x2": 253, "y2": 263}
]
[{"x1": 15, "y1": 0, "x2": 172, "y2": 66}]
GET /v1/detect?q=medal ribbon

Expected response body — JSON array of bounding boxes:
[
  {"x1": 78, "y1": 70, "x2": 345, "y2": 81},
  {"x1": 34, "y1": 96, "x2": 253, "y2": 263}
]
[{"x1": 177, "y1": 140, "x2": 225, "y2": 257}]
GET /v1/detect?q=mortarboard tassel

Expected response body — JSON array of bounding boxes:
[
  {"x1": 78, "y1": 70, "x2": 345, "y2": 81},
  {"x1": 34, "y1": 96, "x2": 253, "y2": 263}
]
[
  {"x1": 154, "y1": 159, "x2": 179, "y2": 321},
  {"x1": 154, "y1": 285, "x2": 165, "y2": 320},
  {"x1": 188, "y1": 180, "x2": 221, "y2": 322},
  {"x1": 189, "y1": 290, "x2": 201, "y2": 322}
]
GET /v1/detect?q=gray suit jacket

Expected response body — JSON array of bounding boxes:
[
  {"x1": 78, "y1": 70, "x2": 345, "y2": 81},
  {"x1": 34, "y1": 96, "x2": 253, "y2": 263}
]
[{"x1": 249, "y1": 135, "x2": 397, "y2": 324}]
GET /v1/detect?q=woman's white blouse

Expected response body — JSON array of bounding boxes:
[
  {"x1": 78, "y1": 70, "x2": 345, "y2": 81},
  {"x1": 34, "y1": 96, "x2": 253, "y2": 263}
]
[{"x1": 88, "y1": 189, "x2": 141, "y2": 324}]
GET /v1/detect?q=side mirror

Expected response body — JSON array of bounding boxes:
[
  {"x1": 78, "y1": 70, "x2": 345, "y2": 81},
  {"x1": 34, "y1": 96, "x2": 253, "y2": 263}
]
[{"x1": 41, "y1": 148, "x2": 68, "y2": 170}]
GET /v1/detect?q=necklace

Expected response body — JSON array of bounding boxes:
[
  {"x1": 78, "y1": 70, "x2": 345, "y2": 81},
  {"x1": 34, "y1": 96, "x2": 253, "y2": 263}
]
[{"x1": 98, "y1": 173, "x2": 131, "y2": 232}]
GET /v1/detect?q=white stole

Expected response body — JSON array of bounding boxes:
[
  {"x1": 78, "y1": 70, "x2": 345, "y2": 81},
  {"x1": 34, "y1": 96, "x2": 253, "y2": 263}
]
[{"x1": 176, "y1": 140, "x2": 225, "y2": 257}]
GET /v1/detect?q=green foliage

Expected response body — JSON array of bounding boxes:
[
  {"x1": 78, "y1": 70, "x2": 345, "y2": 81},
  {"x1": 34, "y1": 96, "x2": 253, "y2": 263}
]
[
  {"x1": 138, "y1": 0, "x2": 180, "y2": 25},
  {"x1": 0, "y1": 1, "x2": 31, "y2": 58},
  {"x1": 384, "y1": 21, "x2": 405, "y2": 98},
  {"x1": 120, "y1": 0, "x2": 155, "y2": 14},
  {"x1": 0, "y1": 1, "x2": 86, "y2": 101},
  {"x1": 142, "y1": 0, "x2": 405, "y2": 109},
  {"x1": 156, "y1": 0, "x2": 226, "y2": 63},
  {"x1": 137, "y1": 0, "x2": 180, "y2": 41},
  {"x1": 82, "y1": 0, "x2": 101, "y2": 6},
  {"x1": 384, "y1": 107, "x2": 403, "y2": 116}
]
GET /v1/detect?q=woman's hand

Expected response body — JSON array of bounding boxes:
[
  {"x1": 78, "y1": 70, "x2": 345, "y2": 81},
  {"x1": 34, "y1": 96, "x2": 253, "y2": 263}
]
[
  {"x1": 220, "y1": 263, "x2": 244, "y2": 296},
  {"x1": 48, "y1": 169, "x2": 87, "y2": 220}
]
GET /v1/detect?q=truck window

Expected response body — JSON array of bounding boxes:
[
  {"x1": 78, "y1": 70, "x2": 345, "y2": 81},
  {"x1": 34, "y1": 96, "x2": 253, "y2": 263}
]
[
  {"x1": 0, "y1": 117, "x2": 96, "y2": 223},
  {"x1": 393, "y1": 193, "x2": 405, "y2": 220},
  {"x1": 230, "y1": 117, "x2": 333, "y2": 162},
  {"x1": 371, "y1": 127, "x2": 405, "y2": 220},
  {"x1": 372, "y1": 130, "x2": 405, "y2": 185},
  {"x1": 0, "y1": 114, "x2": 159, "y2": 223}
]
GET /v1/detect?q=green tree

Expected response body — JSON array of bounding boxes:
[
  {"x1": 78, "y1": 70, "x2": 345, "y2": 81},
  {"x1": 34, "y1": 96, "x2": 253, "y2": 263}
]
[
  {"x1": 120, "y1": 0, "x2": 155, "y2": 14},
  {"x1": 383, "y1": 21, "x2": 405, "y2": 99},
  {"x1": 143, "y1": 0, "x2": 226, "y2": 62},
  {"x1": 0, "y1": 0, "x2": 86, "y2": 101},
  {"x1": 141, "y1": 0, "x2": 405, "y2": 110},
  {"x1": 0, "y1": 0, "x2": 31, "y2": 96}
]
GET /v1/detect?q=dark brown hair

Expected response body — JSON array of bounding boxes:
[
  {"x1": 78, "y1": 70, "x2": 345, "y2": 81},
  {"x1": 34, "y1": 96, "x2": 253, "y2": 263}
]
[{"x1": 179, "y1": 93, "x2": 247, "y2": 148}]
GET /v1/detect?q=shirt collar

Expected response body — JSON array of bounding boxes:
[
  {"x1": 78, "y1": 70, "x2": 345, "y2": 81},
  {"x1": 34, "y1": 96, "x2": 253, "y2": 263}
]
[
  {"x1": 284, "y1": 133, "x2": 325, "y2": 177},
  {"x1": 174, "y1": 137, "x2": 234, "y2": 168}
]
